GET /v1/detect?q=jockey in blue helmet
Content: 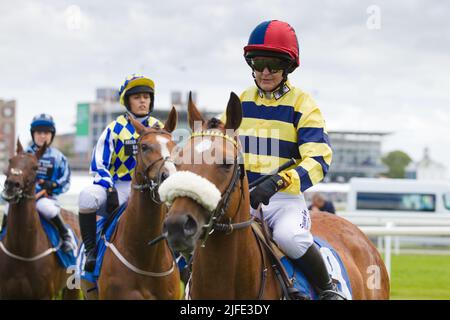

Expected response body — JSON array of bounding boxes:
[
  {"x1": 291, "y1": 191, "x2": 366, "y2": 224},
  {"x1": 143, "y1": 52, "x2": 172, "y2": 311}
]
[{"x1": 2, "y1": 114, "x2": 75, "y2": 253}]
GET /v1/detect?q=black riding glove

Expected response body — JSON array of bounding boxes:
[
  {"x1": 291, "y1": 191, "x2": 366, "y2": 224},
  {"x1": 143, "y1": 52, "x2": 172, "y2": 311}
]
[
  {"x1": 106, "y1": 187, "x2": 119, "y2": 215},
  {"x1": 250, "y1": 174, "x2": 286, "y2": 209},
  {"x1": 40, "y1": 180, "x2": 56, "y2": 195}
]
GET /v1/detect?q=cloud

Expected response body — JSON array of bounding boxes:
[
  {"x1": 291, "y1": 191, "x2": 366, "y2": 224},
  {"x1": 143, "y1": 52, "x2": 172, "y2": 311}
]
[{"x1": 1, "y1": 0, "x2": 449, "y2": 173}]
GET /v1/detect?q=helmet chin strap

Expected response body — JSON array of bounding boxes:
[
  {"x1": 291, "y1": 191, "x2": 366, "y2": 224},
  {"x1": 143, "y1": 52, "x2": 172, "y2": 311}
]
[
  {"x1": 252, "y1": 70, "x2": 289, "y2": 98},
  {"x1": 126, "y1": 110, "x2": 149, "y2": 122},
  {"x1": 124, "y1": 98, "x2": 152, "y2": 118},
  {"x1": 31, "y1": 132, "x2": 54, "y2": 147}
]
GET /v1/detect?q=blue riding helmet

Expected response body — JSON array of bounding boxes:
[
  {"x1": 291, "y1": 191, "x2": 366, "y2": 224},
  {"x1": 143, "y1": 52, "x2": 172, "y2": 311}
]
[{"x1": 30, "y1": 113, "x2": 56, "y2": 142}]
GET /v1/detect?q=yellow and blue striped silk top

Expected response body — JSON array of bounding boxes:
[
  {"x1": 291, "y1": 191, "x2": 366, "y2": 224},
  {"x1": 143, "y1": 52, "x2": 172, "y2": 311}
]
[{"x1": 225, "y1": 81, "x2": 332, "y2": 195}]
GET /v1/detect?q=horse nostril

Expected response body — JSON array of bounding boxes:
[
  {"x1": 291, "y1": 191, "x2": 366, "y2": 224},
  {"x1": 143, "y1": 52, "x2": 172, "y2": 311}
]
[
  {"x1": 161, "y1": 172, "x2": 169, "y2": 182},
  {"x1": 4, "y1": 180, "x2": 17, "y2": 189},
  {"x1": 184, "y1": 215, "x2": 198, "y2": 237}
]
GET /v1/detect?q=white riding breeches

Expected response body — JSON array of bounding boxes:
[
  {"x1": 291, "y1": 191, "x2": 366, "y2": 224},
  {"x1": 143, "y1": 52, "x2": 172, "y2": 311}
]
[
  {"x1": 250, "y1": 192, "x2": 313, "y2": 259},
  {"x1": 3, "y1": 197, "x2": 61, "y2": 220},
  {"x1": 78, "y1": 180, "x2": 131, "y2": 216}
]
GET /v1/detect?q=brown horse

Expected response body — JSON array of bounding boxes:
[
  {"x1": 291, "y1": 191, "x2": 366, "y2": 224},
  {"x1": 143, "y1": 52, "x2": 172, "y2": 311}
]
[
  {"x1": 85, "y1": 108, "x2": 180, "y2": 300},
  {"x1": 0, "y1": 140, "x2": 81, "y2": 299},
  {"x1": 160, "y1": 93, "x2": 390, "y2": 299}
]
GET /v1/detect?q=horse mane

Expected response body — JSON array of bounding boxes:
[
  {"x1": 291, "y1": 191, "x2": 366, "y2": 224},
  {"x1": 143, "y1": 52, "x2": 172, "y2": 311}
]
[{"x1": 151, "y1": 123, "x2": 162, "y2": 130}]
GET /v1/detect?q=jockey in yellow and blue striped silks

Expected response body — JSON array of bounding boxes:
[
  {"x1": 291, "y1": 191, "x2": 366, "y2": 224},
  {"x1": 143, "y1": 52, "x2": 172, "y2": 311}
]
[
  {"x1": 222, "y1": 20, "x2": 344, "y2": 300},
  {"x1": 78, "y1": 74, "x2": 163, "y2": 272}
]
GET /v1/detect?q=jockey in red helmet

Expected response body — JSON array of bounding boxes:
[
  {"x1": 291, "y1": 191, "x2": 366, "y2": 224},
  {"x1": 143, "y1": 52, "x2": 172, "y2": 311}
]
[{"x1": 238, "y1": 20, "x2": 344, "y2": 299}]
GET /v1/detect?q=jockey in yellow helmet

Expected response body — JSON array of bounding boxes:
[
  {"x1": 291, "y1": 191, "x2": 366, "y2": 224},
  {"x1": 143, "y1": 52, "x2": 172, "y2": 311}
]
[{"x1": 78, "y1": 74, "x2": 163, "y2": 272}]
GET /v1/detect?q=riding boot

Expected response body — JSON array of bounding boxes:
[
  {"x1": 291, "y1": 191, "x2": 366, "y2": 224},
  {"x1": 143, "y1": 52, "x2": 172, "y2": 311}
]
[
  {"x1": 50, "y1": 214, "x2": 75, "y2": 253},
  {"x1": 79, "y1": 212, "x2": 97, "y2": 272},
  {"x1": 292, "y1": 243, "x2": 346, "y2": 300},
  {"x1": 1, "y1": 214, "x2": 7, "y2": 232}
]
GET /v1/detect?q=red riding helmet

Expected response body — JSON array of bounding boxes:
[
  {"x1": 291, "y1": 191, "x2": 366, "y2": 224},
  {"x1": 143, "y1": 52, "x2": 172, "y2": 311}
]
[{"x1": 244, "y1": 20, "x2": 300, "y2": 73}]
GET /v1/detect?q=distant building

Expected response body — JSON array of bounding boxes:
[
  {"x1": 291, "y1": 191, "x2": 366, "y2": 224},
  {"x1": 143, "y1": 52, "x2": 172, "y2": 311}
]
[
  {"x1": 71, "y1": 88, "x2": 214, "y2": 172},
  {"x1": 52, "y1": 133, "x2": 75, "y2": 157},
  {"x1": 327, "y1": 131, "x2": 389, "y2": 182},
  {"x1": 0, "y1": 100, "x2": 16, "y2": 172},
  {"x1": 405, "y1": 148, "x2": 447, "y2": 180}
]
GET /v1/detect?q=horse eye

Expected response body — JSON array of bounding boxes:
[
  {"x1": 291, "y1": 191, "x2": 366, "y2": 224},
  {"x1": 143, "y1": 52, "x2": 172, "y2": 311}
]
[
  {"x1": 141, "y1": 144, "x2": 153, "y2": 152},
  {"x1": 33, "y1": 166, "x2": 38, "y2": 171}
]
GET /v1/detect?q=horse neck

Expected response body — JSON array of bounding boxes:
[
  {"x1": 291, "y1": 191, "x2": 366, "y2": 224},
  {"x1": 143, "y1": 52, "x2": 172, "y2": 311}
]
[
  {"x1": 119, "y1": 184, "x2": 167, "y2": 264},
  {"x1": 193, "y1": 179, "x2": 262, "y2": 292},
  {"x1": 4, "y1": 191, "x2": 47, "y2": 256}
]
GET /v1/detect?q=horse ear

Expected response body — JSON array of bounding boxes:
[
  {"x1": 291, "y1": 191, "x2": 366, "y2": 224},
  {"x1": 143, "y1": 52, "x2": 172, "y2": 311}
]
[
  {"x1": 187, "y1": 91, "x2": 205, "y2": 131},
  {"x1": 164, "y1": 106, "x2": 178, "y2": 133},
  {"x1": 35, "y1": 142, "x2": 48, "y2": 160},
  {"x1": 224, "y1": 92, "x2": 242, "y2": 131},
  {"x1": 16, "y1": 139, "x2": 24, "y2": 154},
  {"x1": 129, "y1": 114, "x2": 147, "y2": 135}
]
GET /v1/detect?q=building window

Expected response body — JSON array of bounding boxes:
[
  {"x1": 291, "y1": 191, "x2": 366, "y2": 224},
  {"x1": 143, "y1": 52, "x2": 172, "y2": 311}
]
[
  {"x1": 2, "y1": 123, "x2": 11, "y2": 134},
  {"x1": 2, "y1": 106, "x2": 13, "y2": 118},
  {"x1": 356, "y1": 192, "x2": 436, "y2": 212},
  {"x1": 444, "y1": 194, "x2": 450, "y2": 211}
]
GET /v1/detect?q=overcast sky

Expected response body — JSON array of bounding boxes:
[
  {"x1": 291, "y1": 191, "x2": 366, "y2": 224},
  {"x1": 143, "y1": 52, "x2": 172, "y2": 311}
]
[{"x1": 1, "y1": 0, "x2": 449, "y2": 173}]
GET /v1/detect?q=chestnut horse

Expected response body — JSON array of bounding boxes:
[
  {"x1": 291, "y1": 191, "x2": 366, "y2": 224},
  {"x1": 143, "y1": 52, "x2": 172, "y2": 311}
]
[
  {"x1": 0, "y1": 140, "x2": 81, "y2": 299},
  {"x1": 83, "y1": 108, "x2": 181, "y2": 300},
  {"x1": 160, "y1": 93, "x2": 390, "y2": 299}
]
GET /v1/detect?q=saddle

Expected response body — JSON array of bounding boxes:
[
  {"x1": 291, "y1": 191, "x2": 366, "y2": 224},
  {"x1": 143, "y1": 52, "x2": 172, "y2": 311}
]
[{"x1": 251, "y1": 218, "x2": 309, "y2": 300}]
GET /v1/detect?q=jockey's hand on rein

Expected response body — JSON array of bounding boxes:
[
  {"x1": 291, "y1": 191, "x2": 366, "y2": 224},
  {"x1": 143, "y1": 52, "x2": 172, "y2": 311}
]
[
  {"x1": 40, "y1": 180, "x2": 56, "y2": 195},
  {"x1": 106, "y1": 187, "x2": 119, "y2": 215},
  {"x1": 250, "y1": 174, "x2": 286, "y2": 209}
]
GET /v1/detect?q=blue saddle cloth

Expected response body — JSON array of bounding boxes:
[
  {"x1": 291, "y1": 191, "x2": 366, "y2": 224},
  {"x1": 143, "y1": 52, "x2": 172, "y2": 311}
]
[
  {"x1": 0, "y1": 216, "x2": 78, "y2": 269},
  {"x1": 281, "y1": 237, "x2": 353, "y2": 300},
  {"x1": 77, "y1": 203, "x2": 127, "y2": 284}
]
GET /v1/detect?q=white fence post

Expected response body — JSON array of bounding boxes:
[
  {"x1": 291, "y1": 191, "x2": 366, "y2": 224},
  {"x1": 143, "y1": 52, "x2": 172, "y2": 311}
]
[
  {"x1": 377, "y1": 236, "x2": 383, "y2": 251},
  {"x1": 384, "y1": 222, "x2": 394, "y2": 278},
  {"x1": 394, "y1": 236, "x2": 400, "y2": 255}
]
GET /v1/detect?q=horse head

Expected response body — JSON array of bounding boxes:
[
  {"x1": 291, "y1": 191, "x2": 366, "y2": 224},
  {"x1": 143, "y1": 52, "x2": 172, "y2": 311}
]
[
  {"x1": 1, "y1": 139, "x2": 47, "y2": 204},
  {"x1": 128, "y1": 106, "x2": 178, "y2": 198},
  {"x1": 159, "y1": 92, "x2": 244, "y2": 255}
]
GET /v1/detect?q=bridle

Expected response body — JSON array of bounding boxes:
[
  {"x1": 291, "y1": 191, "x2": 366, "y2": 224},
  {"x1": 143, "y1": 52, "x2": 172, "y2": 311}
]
[
  {"x1": 1, "y1": 166, "x2": 35, "y2": 205},
  {"x1": 188, "y1": 131, "x2": 251, "y2": 246},
  {"x1": 131, "y1": 128, "x2": 174, "y2": 203}
]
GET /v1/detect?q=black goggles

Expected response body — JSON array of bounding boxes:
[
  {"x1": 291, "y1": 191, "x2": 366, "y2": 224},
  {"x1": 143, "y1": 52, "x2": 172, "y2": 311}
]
[{"x1": 250, "y1": 58, "x2": 291, "y2": 73}]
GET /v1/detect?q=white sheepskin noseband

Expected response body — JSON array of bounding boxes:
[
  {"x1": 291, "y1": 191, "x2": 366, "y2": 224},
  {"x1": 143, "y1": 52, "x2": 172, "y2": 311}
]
[{"x1": 158, "y1": 171, "x2": 221, "y2": 212}]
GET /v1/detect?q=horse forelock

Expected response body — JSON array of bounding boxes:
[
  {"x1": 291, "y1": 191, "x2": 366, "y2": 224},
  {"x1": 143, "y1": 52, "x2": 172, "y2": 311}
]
[{"x1": 206, "y1": 117, "x2": 224, "y2": 130}]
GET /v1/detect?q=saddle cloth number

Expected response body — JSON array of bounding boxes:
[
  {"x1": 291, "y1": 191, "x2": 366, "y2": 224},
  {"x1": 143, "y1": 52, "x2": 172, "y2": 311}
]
[{"x1": 124, "y1": 139, "x2": 138, "y2": 156}]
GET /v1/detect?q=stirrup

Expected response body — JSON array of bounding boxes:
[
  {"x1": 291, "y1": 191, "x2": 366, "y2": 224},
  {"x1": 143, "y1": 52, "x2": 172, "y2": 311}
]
[
  {"x1": 288, "y1": 287, "x2": 309, "y2": 300},
  {"x1": 84, "y1": 253, "x2": 97, "y2": 272},
  {"x1": 319, "y1": 289, "x2": 347, "y2": 300},
  {"x1": 61, "y1": 236, "x2": 76, "y2": 253}
]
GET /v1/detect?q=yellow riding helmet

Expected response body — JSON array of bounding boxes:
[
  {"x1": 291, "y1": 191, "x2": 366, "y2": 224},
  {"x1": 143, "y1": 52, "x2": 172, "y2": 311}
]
[{"x1": 119, "y1": 74, "x2": 155, "y2": 111}]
